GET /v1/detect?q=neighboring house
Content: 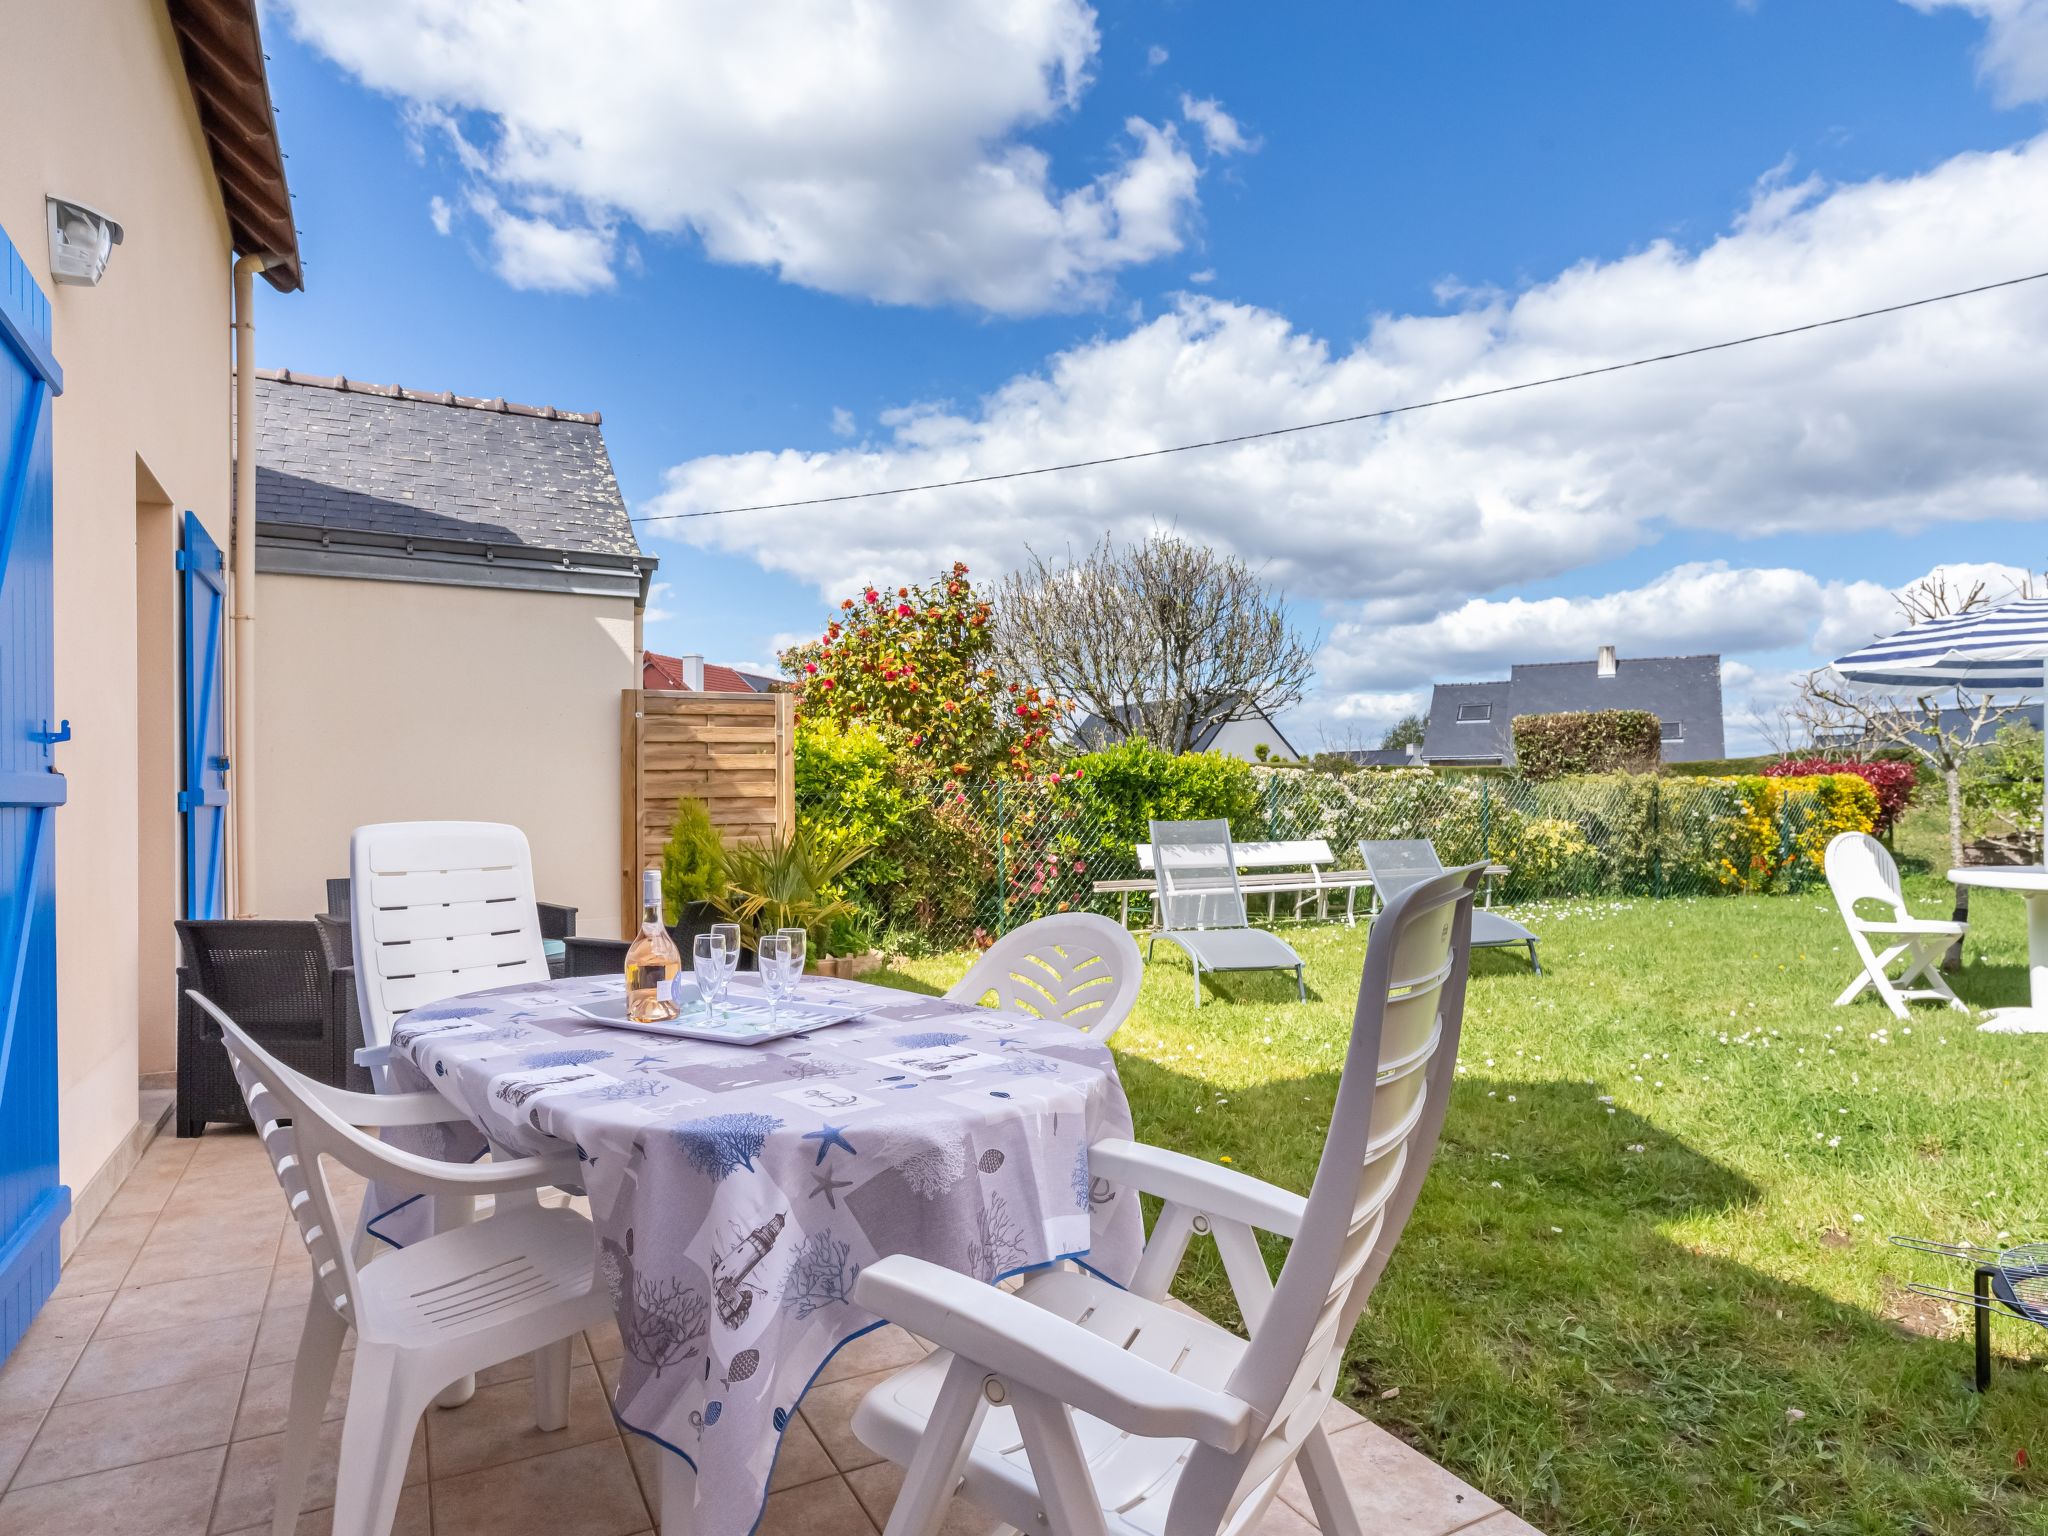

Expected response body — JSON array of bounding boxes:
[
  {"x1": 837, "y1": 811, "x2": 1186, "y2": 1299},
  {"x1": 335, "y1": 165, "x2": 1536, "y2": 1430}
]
[
  {"x1": 1072, "y1": 702, "x2": 1301, "y2": 762},
  {"x1": 1816, "y1": 702, "x2": 2044, "y2": 754},
  {"x1": 1341, "y1": 745, "x2": 1424, "y2": 768},
  {"x1": 1420, "y1": 648, "x2": 1725, "y2": 766},
  {"x1": 644, "y1": 650, "x2": 776, "y2": 693},
  {"x1": 0, "y1": 0, "x2": 302, "y2": 1335},
  {"x1": 252, "y1": 370, "x2": 657, "y2": 926}
]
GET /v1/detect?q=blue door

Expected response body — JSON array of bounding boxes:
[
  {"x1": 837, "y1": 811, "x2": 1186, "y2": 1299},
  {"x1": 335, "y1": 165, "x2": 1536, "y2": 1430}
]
[
  {"x1": 179, "y1": 512, "x2": 228, "y2": 920},
  {"x1": 0, "y1": 224, "x2": 70, "y2": 1360}
]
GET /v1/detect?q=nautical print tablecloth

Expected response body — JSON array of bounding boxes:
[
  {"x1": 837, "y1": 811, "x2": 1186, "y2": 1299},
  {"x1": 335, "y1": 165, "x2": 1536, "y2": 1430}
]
[{"x1": 375, "y1": 973, "x2": 1143, "y2": 1536}]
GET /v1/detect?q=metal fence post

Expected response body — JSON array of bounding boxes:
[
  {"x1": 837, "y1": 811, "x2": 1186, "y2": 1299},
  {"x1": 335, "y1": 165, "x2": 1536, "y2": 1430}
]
[
  {"x1": 1266, "y1": 773, "x2": 1279, "y2": 840},
  {"x1": 995, "y1": 777, "x2": 1010, "y2": 935},
  {"x1": 1650, "y1": 780, "x2": 1664, "y2": 898},
  {"x1": 1480, "y1": 778, "x2": 1491, "y2": 863}
]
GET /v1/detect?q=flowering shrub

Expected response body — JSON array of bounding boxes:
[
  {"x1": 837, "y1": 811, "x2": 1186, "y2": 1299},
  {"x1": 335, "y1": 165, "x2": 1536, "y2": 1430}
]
[
  {"x1": 1764, "y1": 756, "x2": 1915, "y2": 835},
  {"x1": 1704, "y1": 773, "x2": 1880, "y2": 891},
  {"x1": 780, "y1": 562, "x2": 1061, "y2": 778}
]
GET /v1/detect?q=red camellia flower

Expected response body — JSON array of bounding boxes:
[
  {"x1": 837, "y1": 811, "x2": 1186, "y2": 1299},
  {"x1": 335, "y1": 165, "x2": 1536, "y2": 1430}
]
[
  {"x1": 839, "y1": 598, "x2": 854, "y2": 610},
  {"x1": 1015, "y1": 703, "x2": 1029, "y2": 717},
  {"x1": 896, "y1": 603, "x2": 913, "y2": 618},
  {"x1": 897, "y1": 586, "x2": 909, "y2": 597},
  {"x1": 819, "y1": 677, "x2": 835, "y2": 690},
  {"x1": 864, "y1": 588, "x2": 879, "y2": 604},
  {"x1": 804, "y1": 662, "x2": 818, "y2": 674}
]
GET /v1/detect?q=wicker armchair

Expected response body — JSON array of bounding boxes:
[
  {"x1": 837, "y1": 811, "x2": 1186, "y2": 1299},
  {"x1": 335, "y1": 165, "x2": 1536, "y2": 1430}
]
[
  {"x1": 563, "y1": 936, "x2": 631, "y2": 977},
  {"x1": 175, "y1": 920, "x2": 353, "y2": 1137},
  {"x1": 312, "y1": 912, "x2": 374, "y2": 1094}
]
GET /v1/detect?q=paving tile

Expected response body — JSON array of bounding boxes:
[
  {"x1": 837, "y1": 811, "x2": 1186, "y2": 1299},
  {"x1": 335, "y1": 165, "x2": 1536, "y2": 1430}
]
[
  {"x1": 429, "y1": 1437, "x2": 649, "y2": 1536},
  {"x1": 60, "y1": 1313, "x2": 259, "y2": 1404},
  {"x1": 18, "y1": 1291, "x2": 110, "y2": 1354},
  {"x1": 1453, "y1": 1512, "x2": 1545, "y2": 1535},
  {"x1": 232, "y1": 1350, "x2": 353, "y2": 1440},
  {"x1": 147, "y1": 1205, "x2": 285, "y2": 1250},
  {"x1": 1277, "y1": 1423, "x2": 1500, "y2": 1536},
  {"x1": 586, "y1": 1316, "x2": 623, "y2": 1363},
  {"x1": 0, "y1": 1413, "x2": 42, "y2": 1489},
  {"x1": 798, "y1": 1371, "x2": 891, "y2": 1473},
  {"x1": 50, "y1": 1244, "x2": 136, "y2": 1300},
  {"x1": 250, "y1": 1300, "x2": 317, "y2": 1368},
  {"x1": 14, "y1": 1373, "x2": 241, "y2": 1487},
  {"x1": 217, "y1": 1484, "x2": 430, "y2": 1536},
  {"x1": 767, "y1": 1410, "x2": 839, "y2": 1492},
  {"x1": 68, "y1": 1211, "x2": 156, "y2": 1260},
  {"x1": 101, "y1": 1182, "x2": 176, "y2": 1220},
  {"x1": 757, "y1": 1473, "x2": 876, "y2": 1536},
  {"x1": 266, "y1": 1260, "x2": 316, "y2": 1309},
  {"x1": 475, "y1": 1331, "x2": 592, "y2": 1387},
  {"x1": 846, "y1": 1460, "x2": 1003, "y2": 1536},
  {"x1": 97, "y1": 1266, "x2": 272, "y2": 1339},
  {"x1": 0, "y1": 1444, "x2": 224, "y2": 1536},
  {"x1": 0, "y1": 1342, "x2": 85, "y2": 1418},
  {"x1": 1251, "y1": 1493, "x2": 1324, "y2": 1534},
  {"x1": 125, "y1": 1229, "x2": 284, "y2": 1288},
  {"x1": 211, "y1": 1417, "x2": 427, "y2": 1533},
  {"x1": 423, "y1": 1362, "x2": 616, "y2": 1480},
  {"x1": 813, "y1": 1324, "x2": 928, "y2": 1386}
]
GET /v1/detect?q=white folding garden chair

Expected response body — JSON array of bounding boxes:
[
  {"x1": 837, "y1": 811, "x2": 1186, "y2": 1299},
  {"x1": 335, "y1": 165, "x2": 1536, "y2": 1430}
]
[
  {"x1": 849, "y1": 863, "x2": 1484, "y2": 1536},
  {"x1": 192, "y1": 990, "x2": 608, "y2": 1536},
  {"x1": 1147, "y1": 818, "x2": 1306, "y2": 1006},
  {"x1": 945, "y1": 912, "x2": 1144, "y2": 1042},
  {"x1": 1824, "y1": 830, "x2": 1968, "y2": 1020}
]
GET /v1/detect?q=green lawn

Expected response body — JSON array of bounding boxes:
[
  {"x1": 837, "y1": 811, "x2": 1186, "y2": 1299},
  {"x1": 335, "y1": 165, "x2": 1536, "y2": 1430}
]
[{"x1": 881, "y1": 870, "x2": 2048, "y2": 1536}]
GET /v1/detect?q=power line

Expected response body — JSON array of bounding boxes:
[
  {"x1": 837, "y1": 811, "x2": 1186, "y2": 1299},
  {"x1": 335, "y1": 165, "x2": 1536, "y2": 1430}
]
[{"x1": 630, "y1": 266, "x2": 2048, "y2": 526}]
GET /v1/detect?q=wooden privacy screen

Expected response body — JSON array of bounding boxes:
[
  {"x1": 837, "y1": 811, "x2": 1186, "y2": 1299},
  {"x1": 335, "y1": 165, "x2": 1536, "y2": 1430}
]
[{"x1": 620, "y1": 689, "x2": 795, "y2": 931}]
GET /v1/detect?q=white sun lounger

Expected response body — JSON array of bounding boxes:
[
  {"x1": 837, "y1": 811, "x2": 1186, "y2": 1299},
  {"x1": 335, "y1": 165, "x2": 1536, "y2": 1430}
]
[
  {"x1": 1147, "y1": 819, "x2": 1306, "y2": 1007},
  {"x1": 1361, "y1": 838, "x2": 1541, "y2": 973}
]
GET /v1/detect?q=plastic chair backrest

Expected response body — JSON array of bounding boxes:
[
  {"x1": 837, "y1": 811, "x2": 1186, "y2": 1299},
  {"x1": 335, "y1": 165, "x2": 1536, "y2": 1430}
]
[
  {"x1": 944, "y1": 913, "x2": 1143, "y2": 1041},
  {"x1": 1824, "y1": 831, "x2": 1906, "y2": 925},
  {"x1": 1170, "y1": 863, "x2": 1482, "y2": 1532},
  {"x1": 348, "y1": 822, "x2": 550, "y2": 1054},
  {"x1": 1150, "y1": 818, "x2": 1250, "y2": 931}
]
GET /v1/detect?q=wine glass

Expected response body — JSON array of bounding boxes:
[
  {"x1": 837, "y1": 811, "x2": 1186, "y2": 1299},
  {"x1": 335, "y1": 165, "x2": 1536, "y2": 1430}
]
[
  {"x1": 692, "y1": 933, "x2": 725, "y2": 1018},
  {"x1": 757, "y1": 934, "x2": 789, "y2": 1020},
  {"x1": 776, "y1": 927, "x2": 807, "y2": 985},
  {"x1": 711, "y1": 923, "x2": 742, "y2": 992}
]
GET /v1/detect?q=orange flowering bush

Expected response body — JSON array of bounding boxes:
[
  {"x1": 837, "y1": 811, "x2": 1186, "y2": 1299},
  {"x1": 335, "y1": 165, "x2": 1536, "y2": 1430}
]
[{"x1": 780, "y1": 561, "x2": 1063, "y2": 779}]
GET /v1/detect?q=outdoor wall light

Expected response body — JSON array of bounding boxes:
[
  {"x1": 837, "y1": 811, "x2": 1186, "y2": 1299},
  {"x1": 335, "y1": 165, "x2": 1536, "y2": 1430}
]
[{"x1": 46, "y1": 195, "x2": 123, "y2": 286}]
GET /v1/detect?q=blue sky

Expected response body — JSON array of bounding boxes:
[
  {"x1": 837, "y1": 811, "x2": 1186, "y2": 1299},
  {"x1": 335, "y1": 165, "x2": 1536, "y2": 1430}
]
[{"x1": 258, "y1": 0, "x2": 2048, "y2": 748}]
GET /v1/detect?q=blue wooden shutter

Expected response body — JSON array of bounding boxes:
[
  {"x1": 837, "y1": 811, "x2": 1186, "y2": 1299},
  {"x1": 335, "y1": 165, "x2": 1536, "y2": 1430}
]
[
  {"x1": 179, "y1": 512, "x2": 229, "y2": 920},
  {"x1": 0, "y1": 222, "x2": 70, "y2": 1361}
]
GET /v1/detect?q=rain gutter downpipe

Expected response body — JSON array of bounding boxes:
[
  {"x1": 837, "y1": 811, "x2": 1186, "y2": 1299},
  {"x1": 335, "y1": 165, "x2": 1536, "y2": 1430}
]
[{"x1": 230, "y1": 251, "x2": 277, "y2": 917}]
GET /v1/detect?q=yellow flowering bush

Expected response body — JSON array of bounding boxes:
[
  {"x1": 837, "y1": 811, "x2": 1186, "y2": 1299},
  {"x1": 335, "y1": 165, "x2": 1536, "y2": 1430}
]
[{"x1": 1704, "y1": 772, "x2": 1878, "y2": 892}]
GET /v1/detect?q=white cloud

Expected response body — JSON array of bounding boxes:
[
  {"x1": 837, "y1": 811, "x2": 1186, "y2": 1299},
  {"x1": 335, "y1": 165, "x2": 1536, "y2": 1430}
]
[
  {"x1": 646, "y1": 135, "x2": 2048, "y2": 620},
  {"x1": 427, "y1": 194, "x2": 452, "y2": 235},
  {"x1": 830, "y1": 407, "x2": 857, "y2": 439},
  {"x1": 1180, "y1": 95, "x2": 1257, "y2": 155},
  {"x1": 643, "y1": 581, "x2": 675, "y2": 625},
  {"x1": 1146, "y1": 44, "x2": 1169, "y2": 69},
  {"x1": 279, "y1": 0, "x2": 1218, "y2": 313},
  {"x1": 1904, "y1": 0, "x2": 2048, "y2": 104},
  {"x1": 467, "y1": 190, "x2": 615, "y2": 292},
  {"x1": 1188, "y1": 268, "x2": 1216, "y2": 284}
]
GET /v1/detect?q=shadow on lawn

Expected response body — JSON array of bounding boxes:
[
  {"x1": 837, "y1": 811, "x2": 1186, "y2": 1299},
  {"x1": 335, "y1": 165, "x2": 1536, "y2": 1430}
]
[{"x1": 1110, "y1": 1061, "x2": 2048, "y2": 1534}]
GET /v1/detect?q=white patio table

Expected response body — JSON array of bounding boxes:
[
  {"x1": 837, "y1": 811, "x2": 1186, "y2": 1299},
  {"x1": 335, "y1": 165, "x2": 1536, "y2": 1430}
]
[
  {"x1": 370, "y1": 971, "x2": 1143, "y2": 1535},
  {"x1": 1948, "y1": 864, "x2": 2048, "y2": 1033}
]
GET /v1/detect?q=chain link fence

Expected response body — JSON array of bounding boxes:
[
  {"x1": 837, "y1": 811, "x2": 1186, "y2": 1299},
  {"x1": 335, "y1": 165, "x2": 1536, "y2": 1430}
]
[{"x1": 862, "y1": 768, "x2": 1856, "y2": 955}]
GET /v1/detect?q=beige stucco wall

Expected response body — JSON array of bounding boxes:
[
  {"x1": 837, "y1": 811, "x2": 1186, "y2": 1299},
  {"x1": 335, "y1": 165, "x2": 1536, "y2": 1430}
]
[
  {"x1": 0, "y1": 2, "x2": 234, "y2": 1196},
  {"x1": 255, "y1": 574, "x2": 639, "y2": 930}
]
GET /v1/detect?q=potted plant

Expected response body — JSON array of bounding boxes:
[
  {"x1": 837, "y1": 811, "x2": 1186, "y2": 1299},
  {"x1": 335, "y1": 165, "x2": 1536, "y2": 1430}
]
[
  {"x1": 714, "y1": 825, "x2": 874, "y2": 967},
  {"x1": 661, "y1": 796, "x2": 726, "y2": 950}
]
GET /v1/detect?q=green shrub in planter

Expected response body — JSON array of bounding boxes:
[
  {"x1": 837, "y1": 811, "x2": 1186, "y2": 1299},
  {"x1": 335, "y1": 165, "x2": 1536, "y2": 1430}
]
[{"x1": 661, "y1": 796, "x2": 726, "y2": 930}]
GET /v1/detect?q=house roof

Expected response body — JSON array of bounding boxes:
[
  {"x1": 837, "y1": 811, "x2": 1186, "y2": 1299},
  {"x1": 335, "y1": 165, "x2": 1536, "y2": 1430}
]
[
  {"x1": 165, "y1": 0, "x2": 302, "y2": 291},
  {"x1": 253, "y1": 370, "x2": 654, "y2": 598},
  {"x1": 643, "y1": 651, "x2": 772, "y2": 693},
  {"x1": 1420, "y1": 653, "x2": 1725, "y2": 765},
  {"x1": 1072, "y1": 700, "x2": 1297, "y2": 758}
]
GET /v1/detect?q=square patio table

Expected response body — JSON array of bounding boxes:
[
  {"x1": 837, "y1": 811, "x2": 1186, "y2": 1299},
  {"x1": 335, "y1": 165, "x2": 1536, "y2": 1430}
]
[{"x1": 372, "y1": 971, "x2": 1144, "y2": 1535}]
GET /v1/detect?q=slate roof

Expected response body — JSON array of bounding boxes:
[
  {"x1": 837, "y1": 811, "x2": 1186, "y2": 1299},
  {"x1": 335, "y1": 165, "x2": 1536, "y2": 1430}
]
[
  {"x1": 1072, "y1": 700, "x2": 1297, "y2": 758},
  {"x1": 253, "y1": 370, "x2": 641, "y2": 560},
  {"x1": 1420, "y1": 653, "x2": 1725, "y2": 765}
]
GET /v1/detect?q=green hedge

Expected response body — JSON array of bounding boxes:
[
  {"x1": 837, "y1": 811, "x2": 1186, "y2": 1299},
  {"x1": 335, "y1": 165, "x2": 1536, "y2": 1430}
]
[{"x1": 1512, "y1": 710, "x2": 1662, "y2": 780}]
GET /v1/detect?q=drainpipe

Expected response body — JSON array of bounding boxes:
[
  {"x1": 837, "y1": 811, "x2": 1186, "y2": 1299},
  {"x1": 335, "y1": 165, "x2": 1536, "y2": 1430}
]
[{"x1": 230, "y1": 252, "x2": 276, "y2": 917}]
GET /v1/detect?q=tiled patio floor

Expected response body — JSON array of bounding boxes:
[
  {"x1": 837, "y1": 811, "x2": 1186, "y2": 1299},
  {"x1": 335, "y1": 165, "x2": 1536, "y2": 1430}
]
[{"x1": 0, "y1": 1127, "x2": 1539, "y2": 1536}]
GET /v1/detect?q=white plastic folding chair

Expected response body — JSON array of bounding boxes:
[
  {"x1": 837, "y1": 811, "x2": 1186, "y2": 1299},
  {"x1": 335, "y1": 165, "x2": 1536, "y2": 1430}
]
[
  {"x1": 945, "y1": 913, "x2": 1144, "y2": 1042},
  {"x1": 1825, "y1": 831, "x2": 1967, "y2": 1020},
  {"x1": 192, "y1": 990, "x2": 608, "y2": 1536},
  {"x1": 1147, "y1": 818, "x2": 1306, "y2": 1007},
  {"x1": 850, "y1": 863, "x2": 1483, "y2": 1536},
  {"x1": 347, "y1": 821, "x2": 553, "y2": 1086}
]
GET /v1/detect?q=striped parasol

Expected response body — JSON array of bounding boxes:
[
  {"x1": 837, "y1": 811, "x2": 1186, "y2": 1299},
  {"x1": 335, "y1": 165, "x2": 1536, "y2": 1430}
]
[{"x1": 1832, "y1": 595, "x2": 2048, "y2": 842}]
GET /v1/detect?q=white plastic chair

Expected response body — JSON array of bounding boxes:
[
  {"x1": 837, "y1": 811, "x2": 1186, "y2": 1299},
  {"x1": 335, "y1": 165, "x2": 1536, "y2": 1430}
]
[
  {"x1": 191, "y1": 990, "x2": 608, "y2": 1536},
  {"x1": 849, "y1": 864, "x2": 1483, "y2": 1536},
  {"x1": 1825, "y1": 831, "x2": 1968, "y2": 1020},
  {"x1": 944, "y1": 913, "x2": 1144, "y2": 1042},
  {"x1": 348, "y1": 821, "x2": 553, "y2": 1085}
]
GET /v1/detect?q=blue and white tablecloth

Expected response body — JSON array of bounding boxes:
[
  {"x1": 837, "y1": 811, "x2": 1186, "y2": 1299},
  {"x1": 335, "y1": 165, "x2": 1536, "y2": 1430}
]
[{"x1": 374, "y1": 972, "x2": 1142, "y2": 1536}]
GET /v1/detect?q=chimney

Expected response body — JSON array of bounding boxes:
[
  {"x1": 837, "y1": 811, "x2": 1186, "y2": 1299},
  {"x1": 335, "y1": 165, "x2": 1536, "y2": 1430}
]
[
  {"x1": 680, "y1": 653, "x2": 706, "y2": 691},
  {"x1": 1596, "y1": 644, "x2": 1617, "y2": 678}
]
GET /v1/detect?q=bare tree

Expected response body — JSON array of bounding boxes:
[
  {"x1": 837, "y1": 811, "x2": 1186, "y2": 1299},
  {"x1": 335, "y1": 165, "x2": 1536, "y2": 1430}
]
[
  {"x1": 996, "y1": 533, "x2": 1317, "y2": 754},
  {"x1": 1795, "y1": 569, "x2": 2037, "y2": 968}
]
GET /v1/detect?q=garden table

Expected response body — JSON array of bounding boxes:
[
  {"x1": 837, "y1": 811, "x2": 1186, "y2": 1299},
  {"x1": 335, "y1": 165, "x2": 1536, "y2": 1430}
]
[
  {"x1": 1949, "y1": 865, "x2": 2048, "y2": 1033},
  {"x1": 372, "y1": 971, "x2": 1143, "y2": 1536}
]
